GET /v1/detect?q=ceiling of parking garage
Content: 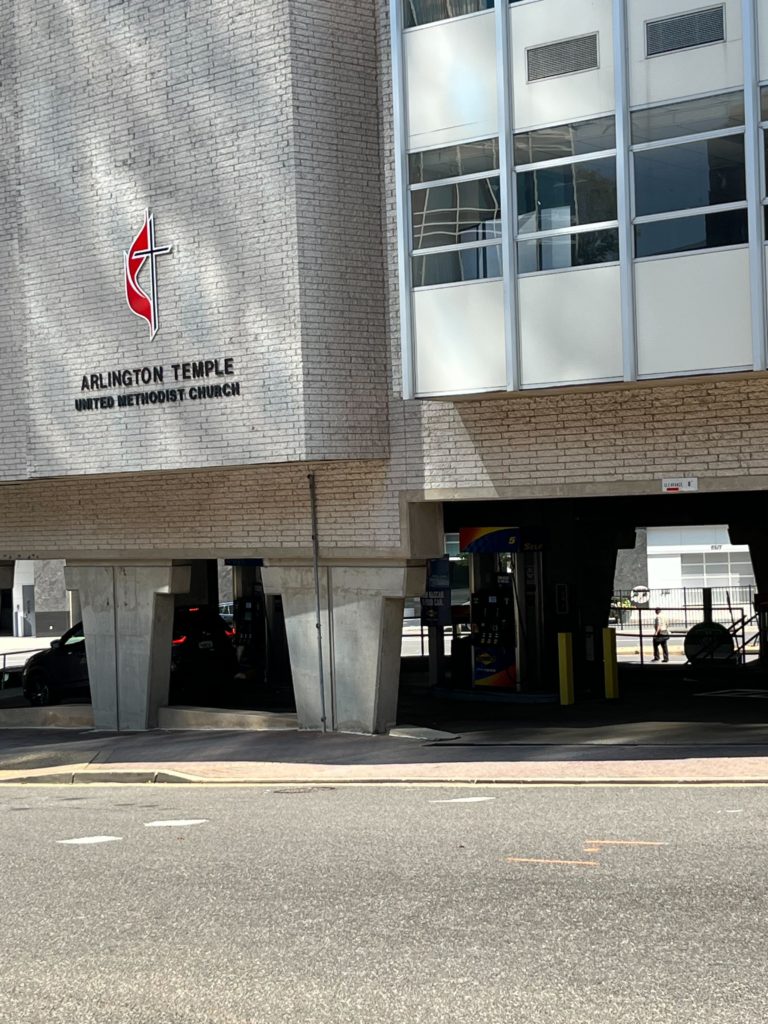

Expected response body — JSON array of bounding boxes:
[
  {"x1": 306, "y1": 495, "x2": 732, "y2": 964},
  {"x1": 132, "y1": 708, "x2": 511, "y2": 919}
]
[{"x1": 443, "y1": 491, "x2": 768, "y2": 531}]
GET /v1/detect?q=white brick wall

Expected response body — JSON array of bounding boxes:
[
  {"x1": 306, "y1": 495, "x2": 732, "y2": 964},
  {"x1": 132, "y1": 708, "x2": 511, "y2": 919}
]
[{"x1": 1, "y1": 0, "x2": 388, "y2": 482}]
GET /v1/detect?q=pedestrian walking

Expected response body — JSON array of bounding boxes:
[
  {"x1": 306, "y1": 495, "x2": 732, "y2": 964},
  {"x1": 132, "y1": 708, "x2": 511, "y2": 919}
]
[{"x1": 653, "y1": 607, "x2": 670, "y2": 662}]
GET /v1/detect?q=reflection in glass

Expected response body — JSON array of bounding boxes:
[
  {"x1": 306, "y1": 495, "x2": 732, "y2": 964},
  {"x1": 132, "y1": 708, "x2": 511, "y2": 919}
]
[
  {"x1": 409, "y1": 139, "x2": 499, "y2": 184},
  {"x1": 762, "y1": 86, "x2": 768, "y2": 123},
  {"x1": 634, "y1": 209, "x2": 748, "y2": 258},
  {"x1": 514, "y1": 117, "x2": 615, "y2": 164},
  {"x1": 412, "y1": 245, "x2": 502, "y2": 286},
  {"x1": 412, "y1": 177, "x2": 501, "y2": 249},
  {"x1": 631, "y1": 92, "x2": 744, "y2": 144},
  {"x1": 517, "y1": 229, "x2": 619, "y2": 273},
  {"x1": 633, "y1": 136, "x2": 745, "y2": 217},
  {"x1": 516, "y1": 158, "x2": 616, "y2": 233},
  {"x1": 405, "y1": 0, "x2": 493, "y2": 29}
]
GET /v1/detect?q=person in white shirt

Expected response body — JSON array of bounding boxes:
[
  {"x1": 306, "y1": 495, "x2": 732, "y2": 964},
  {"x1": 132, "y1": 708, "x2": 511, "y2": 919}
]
[{"x1": 653, "y1": 608, "x2": 670, "y2": 662}]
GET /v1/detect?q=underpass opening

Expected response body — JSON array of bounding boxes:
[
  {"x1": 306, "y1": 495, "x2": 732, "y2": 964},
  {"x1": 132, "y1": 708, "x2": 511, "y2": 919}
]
[
  {"x1": 165, "y1": 559, "x2": 295, "y2": 718},
  {"x1": 397, "y1": 490, "x2": 768, "y2": 736}
]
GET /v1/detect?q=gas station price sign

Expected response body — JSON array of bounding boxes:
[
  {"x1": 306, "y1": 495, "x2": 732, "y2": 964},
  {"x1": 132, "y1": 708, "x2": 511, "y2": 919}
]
[{"x1": 420, "y1": 557, "x2": 452, "y2": 627}]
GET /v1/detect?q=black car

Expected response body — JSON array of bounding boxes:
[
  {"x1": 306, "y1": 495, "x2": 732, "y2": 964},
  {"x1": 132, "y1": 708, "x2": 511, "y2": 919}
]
[{"x1": 22, "y1": 606, "x2": 238, "y2": 706}]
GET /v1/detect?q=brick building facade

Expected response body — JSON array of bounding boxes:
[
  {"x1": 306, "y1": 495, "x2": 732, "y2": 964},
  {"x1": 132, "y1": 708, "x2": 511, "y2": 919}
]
[{"x1": 2, "y1": 0, "x2": 768, "y2": 730}]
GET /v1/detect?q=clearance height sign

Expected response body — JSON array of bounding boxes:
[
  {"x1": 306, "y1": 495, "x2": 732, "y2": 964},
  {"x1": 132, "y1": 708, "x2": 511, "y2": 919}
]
[{"x1": 74, "y1": 357, "x2": 242, "y2": 414}]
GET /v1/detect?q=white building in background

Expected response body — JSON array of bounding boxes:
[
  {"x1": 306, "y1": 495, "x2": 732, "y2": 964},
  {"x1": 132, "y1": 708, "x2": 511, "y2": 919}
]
[{"x1": 647, "y1": 526, "x2": 756, "y2": 594}]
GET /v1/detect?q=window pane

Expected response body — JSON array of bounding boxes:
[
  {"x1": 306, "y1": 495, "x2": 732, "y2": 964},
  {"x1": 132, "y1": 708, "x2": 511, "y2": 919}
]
[
  {"x1": 681, "y1": 553, "x2": 704, "y2": 568},
  {"x1": 517, "y1": 228, "x2": 619, "y2": 272},
  {"x1": 634, "y1": 135, "x2": 745, "y2": 217},
  {"x1": 409, "y1": 139, "x2": 499, "y2": 184},
  {"x1": 412, "y1": 177, "x2": 501, "y2": 249},
  {"x1": 761, "y1": 86, "x2": 768, "y2": 123},
  {"x1": 405, "y1": 0, "x2": 494, "y2": 29},
  {"x1": 412, "y1": 244, "x2": 502, "y2": 286},
  {"x1": 634, "y1": 208, "x2": 748, "y2": 258},
  {"x1": 517, "y1": 157, "x2": 616, "y2": 233},
  {"x1": 514, "y1": 116, "x2": 615, "y2": 164},
  {"x1": 631, "y1": 92, "x2": 744, "y2": 144}
]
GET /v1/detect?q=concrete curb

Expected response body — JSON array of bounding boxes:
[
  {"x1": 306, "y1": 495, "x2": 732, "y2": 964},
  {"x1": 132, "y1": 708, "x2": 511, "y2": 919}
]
[{"x1": 3, "y1": 771, "x2": 768, "y2": 786}]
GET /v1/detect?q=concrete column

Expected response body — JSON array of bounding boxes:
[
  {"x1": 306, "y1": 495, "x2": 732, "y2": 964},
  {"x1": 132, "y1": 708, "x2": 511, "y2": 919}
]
[
  {"x1": 64, "y1": 562, "x2": 191, "y2": 731},
  {"x1": 262, "y1": 564, "x2": 424, "y2": 734}
]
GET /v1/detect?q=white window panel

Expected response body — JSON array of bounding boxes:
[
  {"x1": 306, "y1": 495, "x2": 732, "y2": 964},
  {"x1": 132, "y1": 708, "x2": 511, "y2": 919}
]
[{"x1": 405, "y1": 12, "x2": 498, "y2": 151}]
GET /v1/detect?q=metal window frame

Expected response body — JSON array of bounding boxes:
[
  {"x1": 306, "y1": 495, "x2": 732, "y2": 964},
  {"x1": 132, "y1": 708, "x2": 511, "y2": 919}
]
[
  {"x1": 515, "y1": 147, "x2": 617, "y2": 173},
  {"x1": 391, "y1": 0, "x2": 416, "y2": 399},
  {"x1": 411, "y1": 237, "x2": 503, "y2": 256},
  {"x1": 517, "y1": 219, "x2": 620, "y2": 240},
  {"x1": 742, "y1": 0, "x2": 767, "y2": 370},
  {"x1": 495, "y1": 0, "x2": 520, "y2": 391},
  {"x1": 634, "y1": 200, "x2": 749, "y2": 225},
  {"x1": 631, "y1": 124, "x2": 745, "y2": 152},
  {"x1": 409, "y1": 168, "x2": 501, "y2": 191},
  {"x1": 613, "y1": 0, "x2": 636, "y2": 381}
]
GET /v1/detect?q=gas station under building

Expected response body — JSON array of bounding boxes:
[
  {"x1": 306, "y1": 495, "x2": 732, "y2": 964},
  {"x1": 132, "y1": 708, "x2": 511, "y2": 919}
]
[{"x1": 395, "y1": 490, "x2": 768, "y2": 734}]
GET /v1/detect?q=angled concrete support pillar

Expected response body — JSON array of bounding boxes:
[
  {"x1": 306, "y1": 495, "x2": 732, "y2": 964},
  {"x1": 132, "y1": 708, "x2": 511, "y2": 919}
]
[
  {"x1": 64, "y1": 562, "x2": 191, "y2": 731},
  {"x1": 262, "y1": 564, "x2": 424, "y2": 734}
]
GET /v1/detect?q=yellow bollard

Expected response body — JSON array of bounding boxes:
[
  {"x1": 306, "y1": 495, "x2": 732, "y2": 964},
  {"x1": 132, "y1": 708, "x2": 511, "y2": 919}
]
[
  {"x1": 558, "y1": 632, "x2": 575, "y2": 706},
  {"x1": 603, "y1": 627, "x2": 619, "y2": 700}
]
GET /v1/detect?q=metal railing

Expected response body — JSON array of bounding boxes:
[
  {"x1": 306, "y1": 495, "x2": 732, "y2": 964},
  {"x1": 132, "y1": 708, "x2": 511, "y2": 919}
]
[
  {"x1": 611, "y1": 606, "x2": 760, "y2": 665},
  {"x1": 612, "y1": 586, "x2": 756, "y2": 631},
  {"x1": 0, "y1": 648, "x2": 40, "y2": 688}
]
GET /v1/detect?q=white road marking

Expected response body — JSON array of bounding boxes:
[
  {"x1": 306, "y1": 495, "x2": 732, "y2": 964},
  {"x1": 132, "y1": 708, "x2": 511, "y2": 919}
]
[
  {"x1": 724, "y1": 809, "x2": 744, "y2": 814},
  {"x1": 430, "y1": 797, "x2": 496, "y2": 804},
  {"x1": 144, "y1": 819, "x2": 209, "y2": 827},
  {"x1": 57, "y1": 836, "x2": 122, "y2": 845}
]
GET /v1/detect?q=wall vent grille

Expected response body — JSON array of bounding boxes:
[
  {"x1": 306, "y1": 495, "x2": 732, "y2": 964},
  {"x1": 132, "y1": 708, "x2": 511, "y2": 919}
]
[
  {"x1": 526, "y1": 34, "x2": 599, "y2": 82},
  {"x1": 646, "y1": 6, "x2": 725, "y2": 57}
]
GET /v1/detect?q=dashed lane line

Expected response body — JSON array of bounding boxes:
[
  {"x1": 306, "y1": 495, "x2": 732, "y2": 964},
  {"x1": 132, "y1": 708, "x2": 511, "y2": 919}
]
[
  {"x1": 506, "y1": 857, "x2": 599, "y2": 867},
  {"x1": 57, "y1": 836, "x2": 122, "y2": 845},
  {"x1": 430, "y1": 797, "x2": 496, "y2": 804},
  {"x1": 144, "y1": 819, "x2": 209, "y2": 827}
]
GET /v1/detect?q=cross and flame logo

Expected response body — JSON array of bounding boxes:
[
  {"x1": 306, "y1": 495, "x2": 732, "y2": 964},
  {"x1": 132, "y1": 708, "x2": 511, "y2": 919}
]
[{"x1": 124, "y1": 210, "x2": 172, "y2": 339}]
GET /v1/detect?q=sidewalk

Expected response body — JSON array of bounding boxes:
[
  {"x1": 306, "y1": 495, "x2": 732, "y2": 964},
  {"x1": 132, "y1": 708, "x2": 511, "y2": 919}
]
[{"x1": 4, "y1": 722, "x2": 768, "y2": 785}]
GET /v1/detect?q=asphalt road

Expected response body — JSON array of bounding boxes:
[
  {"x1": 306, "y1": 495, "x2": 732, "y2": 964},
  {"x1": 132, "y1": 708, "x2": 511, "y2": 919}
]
[{"x1": 1, "y1": 784, "x2": 766, "y2": 1024}]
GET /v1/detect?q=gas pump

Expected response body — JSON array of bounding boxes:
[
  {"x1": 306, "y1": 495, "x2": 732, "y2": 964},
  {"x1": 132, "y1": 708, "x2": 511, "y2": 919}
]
[
  {"x1": 229, "y1": 560, "x2": 293, "y2": 703},
  {"x1": 230, "y1": 561, "x2": 267, "y2": 687},
  {"x1": 470, "y1": 581, "x2": 517, "y2": 689}
]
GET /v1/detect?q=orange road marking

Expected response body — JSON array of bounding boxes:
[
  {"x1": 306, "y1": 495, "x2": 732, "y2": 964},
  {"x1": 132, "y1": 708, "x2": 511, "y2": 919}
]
[
  {"x1": 506, "y1": 857, "x2": 599, "y2": 867},
  {"x1": 582, "y1": 847, "x2": 601, "y2": 853},
  {"x1": 586, "y1": 840, "x2": 667, "y2": 847}
]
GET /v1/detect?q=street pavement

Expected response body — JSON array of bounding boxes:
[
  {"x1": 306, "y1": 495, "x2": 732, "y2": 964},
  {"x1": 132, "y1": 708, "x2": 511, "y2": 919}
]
[{"x1": 1, "y1": 783, "x2": 766, "y2": 1023}]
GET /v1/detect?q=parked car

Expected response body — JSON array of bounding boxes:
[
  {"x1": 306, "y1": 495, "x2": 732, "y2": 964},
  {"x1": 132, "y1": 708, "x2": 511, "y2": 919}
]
[{"x1": 22, "y1": 606, "x2": 237, "y2": 706}]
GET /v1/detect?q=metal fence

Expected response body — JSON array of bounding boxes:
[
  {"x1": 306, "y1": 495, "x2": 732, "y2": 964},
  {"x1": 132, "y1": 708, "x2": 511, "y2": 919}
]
[{"x1": 611, "y1": 586, "x2": 756, "y2": 632}]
